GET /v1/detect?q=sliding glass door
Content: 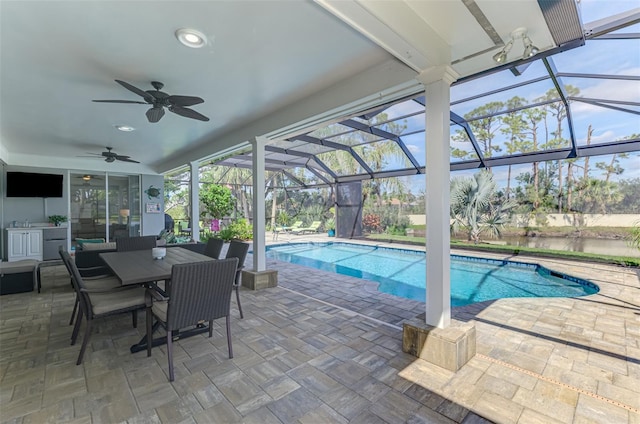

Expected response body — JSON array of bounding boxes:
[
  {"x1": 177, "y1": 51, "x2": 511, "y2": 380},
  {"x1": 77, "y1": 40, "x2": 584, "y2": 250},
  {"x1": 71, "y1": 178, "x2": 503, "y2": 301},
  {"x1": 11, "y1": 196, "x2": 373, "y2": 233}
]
[{"x1": 70, "y1": 173, "x2": 140, "y2": 244}]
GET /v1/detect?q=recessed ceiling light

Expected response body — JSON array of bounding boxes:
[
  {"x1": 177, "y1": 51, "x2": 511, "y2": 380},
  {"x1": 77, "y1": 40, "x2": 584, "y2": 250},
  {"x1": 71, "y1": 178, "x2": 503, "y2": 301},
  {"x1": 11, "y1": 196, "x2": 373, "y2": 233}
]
[
  {"x1": 175, "y1": 28, "x2": 207, "y2": 48},
  {"x1": 115, "y1": 125, "x2": 135, "y2": 132}
]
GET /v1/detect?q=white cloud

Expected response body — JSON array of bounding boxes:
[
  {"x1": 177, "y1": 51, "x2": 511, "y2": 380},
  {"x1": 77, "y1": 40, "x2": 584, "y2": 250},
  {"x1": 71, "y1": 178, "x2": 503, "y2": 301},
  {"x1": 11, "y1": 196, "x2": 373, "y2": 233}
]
[{"x1": 407, "y1": 144, "x2": 421, "y2": 154}]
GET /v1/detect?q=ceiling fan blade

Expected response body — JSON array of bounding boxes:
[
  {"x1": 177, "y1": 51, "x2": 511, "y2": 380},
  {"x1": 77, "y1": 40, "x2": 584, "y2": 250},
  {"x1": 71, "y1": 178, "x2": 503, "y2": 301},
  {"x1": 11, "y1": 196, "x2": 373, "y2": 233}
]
[
  {"x1": 168, "y1": 95, "x2": 204, "y2": 107},
  {"x1": 115, "y1": 80, "x2": 155, "y2": 103},
  {"x1": 146, "y1": 106, "x2": 165, "y2": 123},
  {"x1": 115, "y1": 156, "x2": 140, "y2": 163},
  {"x1": 169, "y1": 105, "x2": 209, "y2": 121},
  {"x1": 92, "y1": 100, "x2": 148, "y2": 104}
]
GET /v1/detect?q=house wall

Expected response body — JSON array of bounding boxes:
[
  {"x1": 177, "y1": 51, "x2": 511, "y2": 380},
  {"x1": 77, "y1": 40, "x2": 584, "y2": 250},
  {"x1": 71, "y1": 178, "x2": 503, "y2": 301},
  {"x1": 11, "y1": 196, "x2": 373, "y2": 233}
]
[
  {"x1": 1, "y1": 165, "x2": 164, "y2": 260},
  {"x1": 140, "y1": 175, "x2": 165, "y2": 237}
]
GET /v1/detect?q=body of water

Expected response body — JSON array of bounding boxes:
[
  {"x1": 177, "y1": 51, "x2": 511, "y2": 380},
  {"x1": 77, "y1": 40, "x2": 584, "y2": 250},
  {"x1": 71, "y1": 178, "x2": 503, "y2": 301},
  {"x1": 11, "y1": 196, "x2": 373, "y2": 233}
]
[
  {"x1": 411, "y1": 230, "x2": 638, "y2": 257},
  {"x1": 499, "y1": 236, "x2": 638, "y2": 257},
  {"x1": 266, "y1": 242, "x2": 598, "y2": 306}
]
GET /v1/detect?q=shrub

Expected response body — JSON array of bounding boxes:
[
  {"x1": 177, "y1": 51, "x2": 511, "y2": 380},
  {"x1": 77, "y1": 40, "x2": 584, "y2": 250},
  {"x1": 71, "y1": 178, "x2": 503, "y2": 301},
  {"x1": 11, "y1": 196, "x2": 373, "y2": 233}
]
[
  {"x1": 200, "y1": 184, "x2": 234, "y2": 220},
  {"x1": 218, "y1": 219, "x2": 253, "y2": 242},
  {"x1": 363, "y1": 213, "x2": 382, "y2": 233}
]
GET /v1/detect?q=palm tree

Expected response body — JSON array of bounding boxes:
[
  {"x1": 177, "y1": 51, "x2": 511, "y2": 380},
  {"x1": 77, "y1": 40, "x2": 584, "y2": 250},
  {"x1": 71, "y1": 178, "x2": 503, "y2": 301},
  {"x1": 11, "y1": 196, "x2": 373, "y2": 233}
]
[{"x1": 450, "y1": 170, "x2": 516, "y2": 243}]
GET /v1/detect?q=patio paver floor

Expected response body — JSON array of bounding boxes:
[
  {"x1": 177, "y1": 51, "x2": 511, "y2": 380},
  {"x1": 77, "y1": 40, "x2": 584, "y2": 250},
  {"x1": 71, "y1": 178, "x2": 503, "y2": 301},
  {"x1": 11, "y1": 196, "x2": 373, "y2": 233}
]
[{"x1": 1, "y1": 237, "x2": 638, "y2": 423}]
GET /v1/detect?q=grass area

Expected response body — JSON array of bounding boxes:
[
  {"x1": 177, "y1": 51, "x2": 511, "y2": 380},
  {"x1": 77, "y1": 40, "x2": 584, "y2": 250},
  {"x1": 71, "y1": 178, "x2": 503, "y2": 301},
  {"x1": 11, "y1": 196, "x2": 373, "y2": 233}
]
[
  {"x1": 365, "y1": 234, "x2": 640, "y2": 267},
  {"x1": 409, "y1": 225, "x2": 633, "y2": 239}
]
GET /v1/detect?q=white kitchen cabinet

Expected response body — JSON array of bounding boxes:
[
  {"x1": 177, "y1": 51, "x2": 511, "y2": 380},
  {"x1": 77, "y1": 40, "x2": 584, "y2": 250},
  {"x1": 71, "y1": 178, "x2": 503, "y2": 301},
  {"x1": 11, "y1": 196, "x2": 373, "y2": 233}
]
[{"x1": 7, "y1": 229, "x2": 43, "y2": 262}]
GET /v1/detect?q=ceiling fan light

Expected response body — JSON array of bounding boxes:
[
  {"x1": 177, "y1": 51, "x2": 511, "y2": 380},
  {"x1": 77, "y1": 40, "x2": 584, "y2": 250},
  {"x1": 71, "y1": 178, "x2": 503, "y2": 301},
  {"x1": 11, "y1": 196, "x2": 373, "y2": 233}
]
[{"x1": 175, "y1": 28, "x2": 207, "y2": 48}]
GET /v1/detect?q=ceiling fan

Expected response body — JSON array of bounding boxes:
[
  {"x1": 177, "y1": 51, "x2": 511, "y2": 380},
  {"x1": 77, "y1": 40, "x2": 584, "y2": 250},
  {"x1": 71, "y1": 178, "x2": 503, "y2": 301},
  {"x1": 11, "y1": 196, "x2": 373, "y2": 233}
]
[
  {"x1": 81, "y1": 147, "x2": 140, "y2": 163},
  {"x1": 93, "y1": 80, "x2": 209, "y2": 123}
]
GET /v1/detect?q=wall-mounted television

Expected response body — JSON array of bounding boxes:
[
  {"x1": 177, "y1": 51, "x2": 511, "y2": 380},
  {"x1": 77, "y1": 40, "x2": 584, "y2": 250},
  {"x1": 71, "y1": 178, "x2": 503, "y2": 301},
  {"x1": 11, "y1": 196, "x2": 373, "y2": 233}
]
[{"x1": 6, "y1": 171, "x2": 64, "y2": 198}]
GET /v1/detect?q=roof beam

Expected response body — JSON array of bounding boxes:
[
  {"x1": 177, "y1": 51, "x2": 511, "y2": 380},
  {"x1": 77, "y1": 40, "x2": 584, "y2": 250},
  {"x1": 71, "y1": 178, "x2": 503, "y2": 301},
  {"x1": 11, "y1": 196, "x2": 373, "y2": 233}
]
[{"x1": 583, "y1": 8, "x2": 640, "y2": 39}]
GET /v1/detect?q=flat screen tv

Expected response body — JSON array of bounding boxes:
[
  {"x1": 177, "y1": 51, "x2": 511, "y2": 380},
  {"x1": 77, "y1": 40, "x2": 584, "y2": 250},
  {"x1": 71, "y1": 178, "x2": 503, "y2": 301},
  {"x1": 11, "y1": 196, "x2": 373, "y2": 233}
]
[{"x1": 6, "y1": 172, "x2": 64, "y2": 198}]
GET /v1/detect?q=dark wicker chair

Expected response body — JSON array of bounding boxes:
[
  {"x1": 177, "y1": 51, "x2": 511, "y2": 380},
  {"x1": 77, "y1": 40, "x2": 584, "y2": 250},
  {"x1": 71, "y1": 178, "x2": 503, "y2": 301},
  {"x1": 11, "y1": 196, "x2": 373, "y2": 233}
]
[
  {"x1": 204, "y1": 238, "x2": 224, "y2": 259},
  {"x1": 59, "y1": 248, "x2": 146, "y2": 365},
  {"x1": 146, "y1": 258, "x2": 239, "y2": 381},
  {"x1": 224, "y1": 240, "x2": 250, "y2": 319},
  {"x1": 116, "y1": 235, "x2": 157, "y2": 252},
  {"x1": 60, "y1": 246, "x2": 121, "y2": 327}
]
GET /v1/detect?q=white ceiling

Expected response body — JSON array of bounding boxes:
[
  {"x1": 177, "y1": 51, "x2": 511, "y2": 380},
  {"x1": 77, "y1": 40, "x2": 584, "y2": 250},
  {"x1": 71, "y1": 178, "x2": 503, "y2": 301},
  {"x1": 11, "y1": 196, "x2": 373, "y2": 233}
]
[{"x1": 0, "y1": 0, "x2": 556, "y2": 175}]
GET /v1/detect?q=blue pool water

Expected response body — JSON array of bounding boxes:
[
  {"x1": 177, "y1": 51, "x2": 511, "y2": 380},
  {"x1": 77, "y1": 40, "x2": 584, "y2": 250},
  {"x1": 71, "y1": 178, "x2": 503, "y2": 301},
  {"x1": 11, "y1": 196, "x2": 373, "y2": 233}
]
[{"x1": 266, "y1": 242, "x2": 599, "y2": 306}]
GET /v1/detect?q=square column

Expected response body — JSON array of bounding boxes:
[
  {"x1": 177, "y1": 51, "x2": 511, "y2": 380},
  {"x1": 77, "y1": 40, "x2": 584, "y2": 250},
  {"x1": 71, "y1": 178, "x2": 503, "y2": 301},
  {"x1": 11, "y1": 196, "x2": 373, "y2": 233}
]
[
  {"x1": 189, "y1": 161, "x2": 200, "y2": 242},
  {"x1": 252, "y1": 136, "x2": 266, "y2": 272},
  {"x1": 418, "y1": 66, "x2": 458, "y2": 329}
]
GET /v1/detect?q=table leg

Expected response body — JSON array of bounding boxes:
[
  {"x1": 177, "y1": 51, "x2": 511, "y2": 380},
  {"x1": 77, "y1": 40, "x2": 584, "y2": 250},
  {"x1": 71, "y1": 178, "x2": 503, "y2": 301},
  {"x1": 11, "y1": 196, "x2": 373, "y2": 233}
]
[{"x1": 129, "y1": 321, "x2": 210, "y2": 353}]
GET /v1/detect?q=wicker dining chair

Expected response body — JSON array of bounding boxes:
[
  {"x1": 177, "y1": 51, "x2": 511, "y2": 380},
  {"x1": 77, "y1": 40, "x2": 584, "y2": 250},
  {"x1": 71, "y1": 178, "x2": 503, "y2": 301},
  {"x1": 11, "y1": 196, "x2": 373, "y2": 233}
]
[
  {"x1": 59, "y1": 246, "x2": 122, "y2": 327},
  {"x1": 146, "y1": 258, "x2": 238, "y2": 381},
  {"x1": 59, "y1": 248, "x2": 146, "y2": 365},
  {"x1": 204, "y1": 237, "x2": 224, "y2": 259},
  {"x1": 224, "y1": 240, "x2": 249, "y2": 319},
  {"x1": 116, "y1": 235, "x2": 157, "y2": 252}
]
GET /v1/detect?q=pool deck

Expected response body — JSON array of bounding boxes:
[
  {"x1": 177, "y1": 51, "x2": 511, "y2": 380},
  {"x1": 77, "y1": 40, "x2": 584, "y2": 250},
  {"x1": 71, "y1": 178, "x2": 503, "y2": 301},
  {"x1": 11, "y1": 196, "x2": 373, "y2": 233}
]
[{"x1": 1, "y1": 234, "x2": 638, "y2": 423}]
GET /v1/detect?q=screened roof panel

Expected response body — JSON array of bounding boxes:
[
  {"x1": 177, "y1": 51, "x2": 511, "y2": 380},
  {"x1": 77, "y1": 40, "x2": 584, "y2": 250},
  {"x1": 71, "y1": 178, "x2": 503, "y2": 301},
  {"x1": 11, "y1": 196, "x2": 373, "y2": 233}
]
[
  {"x1": 580, "y1": 2, "x2": 638, "y2": 22},
  {"x1": 402, "y1": 132, "x2": 426, "y2": 167},
  {"x1": 370, "y1": 99, "x2": 425, "y2": 121},
  {"x1": 308, "y1": 123, "x2": 352, "y2": 138},
  {"x1": 265, "y1": 152, "x2": 309, "y2": 166},
  {"x1": 306, "y1": 169, "x2": 333, "y2": 185},
  {"x1": 350, "y1": 116, "x2": 369, "y2": 124},
  {"x1": 488, "y1": 113, "x2": 571, "y2": 157},
  {"x1": 561, "y1": 77, "x2": 640, "y2": 103},
  {"x1": 450, "y1": 124, "x2": 479, "y2": 163},
  {"x1": 451, "y1": 79, "x2": 560, "y2": 120},
  {"x1": 290, "y1": 143, "x2": 336, "y2": 155},
  {"x1": 269, "y1": 139, "x2": 308, "y2": 150},
  {"x1": 219, "y1": 157, "x2": 250, "y2": 166},
  {"x1": 571, "y1": 104, "x2": 640, "y2": 146},
  {"x1": 352, "y1": 140, "x2": 413, "y2": 172},
  {"x1": 326, "y1": 129, "x2": 381, "y2": 146},
  {"x1": 316, "y1": 150, "x2": 365, "y2": 176},
  {"x1": 375, "y1": 112, "x2": 424, "y2": 136},
  {"x1": 451, "y1": 61, "x2": 550, "y2": 103},
  {"x1": 552, "y1": 39, "x2": 640, "y2": 75}
]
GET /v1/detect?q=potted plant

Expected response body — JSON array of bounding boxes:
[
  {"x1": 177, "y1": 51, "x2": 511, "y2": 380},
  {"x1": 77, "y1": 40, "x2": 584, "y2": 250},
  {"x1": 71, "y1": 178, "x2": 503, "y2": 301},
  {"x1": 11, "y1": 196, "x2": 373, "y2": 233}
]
[
  {"x1": 48, "y1": 214, "x2": 68, "y2": 226},
  {"x1": 325, "y1": 217, "x2": 335, "y2": 237}
]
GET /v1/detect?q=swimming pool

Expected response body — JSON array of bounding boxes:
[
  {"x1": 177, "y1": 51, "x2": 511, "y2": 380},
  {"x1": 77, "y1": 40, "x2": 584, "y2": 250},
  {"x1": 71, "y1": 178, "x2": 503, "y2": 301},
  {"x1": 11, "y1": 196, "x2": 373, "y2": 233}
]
[{"x1": 266, "y1": 242, "x2": 599, "y2": 306}]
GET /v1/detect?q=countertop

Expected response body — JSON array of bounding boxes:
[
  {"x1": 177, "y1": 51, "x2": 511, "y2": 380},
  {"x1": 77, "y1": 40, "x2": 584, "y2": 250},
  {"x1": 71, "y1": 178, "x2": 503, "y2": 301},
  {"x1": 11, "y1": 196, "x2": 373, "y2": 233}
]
[{"x1": 6, "y1": 225, "x2": 68, "y2": 230}]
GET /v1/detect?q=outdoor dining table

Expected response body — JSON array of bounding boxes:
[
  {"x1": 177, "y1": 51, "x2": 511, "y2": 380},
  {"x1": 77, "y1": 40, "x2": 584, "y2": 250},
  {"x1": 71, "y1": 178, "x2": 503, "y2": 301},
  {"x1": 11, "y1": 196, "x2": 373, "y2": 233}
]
[
  {"x1": 100, "y1": 246, "x2": 213, "y2": 286},
  {"x1": 100, "y1": 246, "x2": 215, "y2": 353}
]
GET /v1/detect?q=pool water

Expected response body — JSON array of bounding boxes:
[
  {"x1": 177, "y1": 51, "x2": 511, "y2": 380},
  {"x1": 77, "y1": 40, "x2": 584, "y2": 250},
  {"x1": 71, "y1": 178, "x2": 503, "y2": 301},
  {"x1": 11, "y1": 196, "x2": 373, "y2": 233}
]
[{"x1": 266, "y1": 242, "x2": 599, "y2": 306}]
